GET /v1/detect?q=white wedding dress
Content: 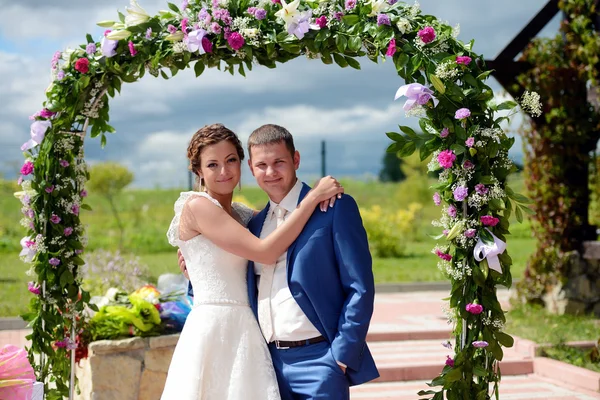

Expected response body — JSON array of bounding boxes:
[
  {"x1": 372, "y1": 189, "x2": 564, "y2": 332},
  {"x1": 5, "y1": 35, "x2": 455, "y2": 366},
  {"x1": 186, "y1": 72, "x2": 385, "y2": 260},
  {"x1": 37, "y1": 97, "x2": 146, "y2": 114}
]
[{"x1": 162, "y1": 191, "x2": 280, "y2": 400}]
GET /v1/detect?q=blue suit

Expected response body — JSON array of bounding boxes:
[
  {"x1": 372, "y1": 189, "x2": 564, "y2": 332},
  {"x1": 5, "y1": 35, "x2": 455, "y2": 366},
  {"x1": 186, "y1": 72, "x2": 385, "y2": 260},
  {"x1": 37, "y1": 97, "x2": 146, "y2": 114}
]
[{"x1": 247, "y1": 183, "x2": 379, "y2": 397}]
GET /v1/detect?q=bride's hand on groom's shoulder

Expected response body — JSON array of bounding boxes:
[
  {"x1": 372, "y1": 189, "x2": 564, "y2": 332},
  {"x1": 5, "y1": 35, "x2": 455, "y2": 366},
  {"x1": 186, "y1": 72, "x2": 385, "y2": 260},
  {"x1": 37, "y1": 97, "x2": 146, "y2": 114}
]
[
  {"x1": 177, "y1": 249, "x2": 189, "y2": 279},
  {"x1": 312, "y1": 176, "x2": 344, "y2": 212}
]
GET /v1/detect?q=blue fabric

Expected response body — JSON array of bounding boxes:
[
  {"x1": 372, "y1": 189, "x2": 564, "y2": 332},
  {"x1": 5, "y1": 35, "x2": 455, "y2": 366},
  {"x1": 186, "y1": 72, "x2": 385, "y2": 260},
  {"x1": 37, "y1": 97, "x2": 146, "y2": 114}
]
[
  {"x1": 247, "y1": 183, "x2": 379, "y2": 386},
  {"x1": 269, "y1": 341, "x2": 350, "y2": 400}
]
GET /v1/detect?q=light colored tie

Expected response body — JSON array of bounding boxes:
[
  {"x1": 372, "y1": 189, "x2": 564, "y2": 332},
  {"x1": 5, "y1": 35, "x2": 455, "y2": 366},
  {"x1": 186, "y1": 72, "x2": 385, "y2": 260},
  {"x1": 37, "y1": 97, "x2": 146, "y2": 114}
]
[{"x1": 257, "y1": 205, "x2": 286, "y2": 342}]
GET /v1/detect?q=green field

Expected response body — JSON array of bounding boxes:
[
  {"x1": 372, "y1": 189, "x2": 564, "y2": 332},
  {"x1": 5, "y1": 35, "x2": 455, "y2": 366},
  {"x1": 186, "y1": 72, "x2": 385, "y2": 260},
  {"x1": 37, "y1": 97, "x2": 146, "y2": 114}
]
[{"x1": 0, "y1": 175, "x2": 535, "y2": 317}]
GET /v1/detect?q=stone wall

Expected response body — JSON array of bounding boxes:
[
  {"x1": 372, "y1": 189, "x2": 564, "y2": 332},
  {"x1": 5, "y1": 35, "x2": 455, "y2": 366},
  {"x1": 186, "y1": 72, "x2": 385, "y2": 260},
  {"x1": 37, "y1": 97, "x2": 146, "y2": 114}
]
[
  {"x1": 542, "y1": 241, "x2": 600, "y2": 317},
  {"x1": 75, "y1": 334, "x2": 179, "y2": 400}
]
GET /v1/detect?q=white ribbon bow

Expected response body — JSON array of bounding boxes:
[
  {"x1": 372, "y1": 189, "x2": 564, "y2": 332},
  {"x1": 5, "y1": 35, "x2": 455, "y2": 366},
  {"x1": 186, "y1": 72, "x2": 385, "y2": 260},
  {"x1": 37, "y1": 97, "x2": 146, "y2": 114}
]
[{"x1": 473, "y1": 229, "x2": 506, "y2": 274}]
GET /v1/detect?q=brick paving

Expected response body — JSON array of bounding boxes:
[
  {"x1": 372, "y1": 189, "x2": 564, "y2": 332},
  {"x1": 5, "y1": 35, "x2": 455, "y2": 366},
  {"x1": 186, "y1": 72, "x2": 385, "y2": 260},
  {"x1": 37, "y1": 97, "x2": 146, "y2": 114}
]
[{"x1": 2, "y1": 289, "x2": 598, "y2": 399}]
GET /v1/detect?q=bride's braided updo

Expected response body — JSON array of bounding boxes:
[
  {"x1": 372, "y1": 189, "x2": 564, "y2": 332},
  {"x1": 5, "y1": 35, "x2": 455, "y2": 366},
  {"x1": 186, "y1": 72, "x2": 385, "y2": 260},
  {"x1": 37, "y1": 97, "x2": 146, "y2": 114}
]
[{"x1": 187, "y1": 123, "x2": 245, "y2": 189}]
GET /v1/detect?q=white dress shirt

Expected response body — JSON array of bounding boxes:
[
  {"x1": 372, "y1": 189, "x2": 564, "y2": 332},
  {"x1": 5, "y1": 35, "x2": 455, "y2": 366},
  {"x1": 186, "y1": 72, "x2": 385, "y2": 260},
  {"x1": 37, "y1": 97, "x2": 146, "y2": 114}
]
[{"x1": 255, "y1": 179, "x2": 321, "y2": 342}]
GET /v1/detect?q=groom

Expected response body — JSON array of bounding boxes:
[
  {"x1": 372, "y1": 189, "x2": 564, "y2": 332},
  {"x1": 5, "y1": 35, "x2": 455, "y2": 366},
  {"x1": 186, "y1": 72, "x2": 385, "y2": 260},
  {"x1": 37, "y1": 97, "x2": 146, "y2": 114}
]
[{"x1": 182, "y1": 124, "x2": 378, "y2": 398}]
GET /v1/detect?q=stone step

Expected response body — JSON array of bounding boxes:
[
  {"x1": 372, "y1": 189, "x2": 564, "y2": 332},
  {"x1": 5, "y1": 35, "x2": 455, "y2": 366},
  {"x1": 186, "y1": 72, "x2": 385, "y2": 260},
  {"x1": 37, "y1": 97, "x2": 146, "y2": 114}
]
[
  {"x1": 350, "y1": 375, "x2": 600, "y2": 400},
  {"x1": 368, "y1": 340, "x2": 533, "y2": 383}
]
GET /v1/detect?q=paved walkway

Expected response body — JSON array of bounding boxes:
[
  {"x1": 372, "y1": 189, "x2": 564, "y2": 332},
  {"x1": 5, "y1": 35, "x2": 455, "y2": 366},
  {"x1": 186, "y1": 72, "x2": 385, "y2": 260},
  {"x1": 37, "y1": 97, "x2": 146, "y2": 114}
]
[{"x1": 2, "y1": 289, "x2": 598, "y2": 399}]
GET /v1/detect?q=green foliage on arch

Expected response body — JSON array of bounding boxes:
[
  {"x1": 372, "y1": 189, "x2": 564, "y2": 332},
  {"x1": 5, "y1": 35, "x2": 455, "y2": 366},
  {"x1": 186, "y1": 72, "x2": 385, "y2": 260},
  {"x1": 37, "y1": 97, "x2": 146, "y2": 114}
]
[{"x1": 17, "y1": 0, "x2": 540, "y2": 398}]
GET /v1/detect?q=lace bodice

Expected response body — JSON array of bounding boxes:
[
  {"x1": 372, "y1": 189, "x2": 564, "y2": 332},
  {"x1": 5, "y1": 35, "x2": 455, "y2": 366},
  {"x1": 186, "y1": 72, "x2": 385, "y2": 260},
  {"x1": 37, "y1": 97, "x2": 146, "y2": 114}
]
[{"x1": 166, "y1": 191, "x2": 255, "y2": 306}]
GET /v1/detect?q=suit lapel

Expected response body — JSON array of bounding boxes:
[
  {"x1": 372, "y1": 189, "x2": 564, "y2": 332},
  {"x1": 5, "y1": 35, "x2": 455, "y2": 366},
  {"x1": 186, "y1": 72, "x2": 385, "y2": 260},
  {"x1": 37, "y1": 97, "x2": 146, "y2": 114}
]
[{"x1": 247, "y1": 202, "x2": 270, "y2": 317}]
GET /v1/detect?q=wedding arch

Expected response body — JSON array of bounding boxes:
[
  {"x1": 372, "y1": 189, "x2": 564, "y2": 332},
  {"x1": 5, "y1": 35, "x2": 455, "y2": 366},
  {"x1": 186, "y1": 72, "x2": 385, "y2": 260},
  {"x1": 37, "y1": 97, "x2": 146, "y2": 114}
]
[{"x1": 17, "y1": 0, "x2": 539, "y2": 398}]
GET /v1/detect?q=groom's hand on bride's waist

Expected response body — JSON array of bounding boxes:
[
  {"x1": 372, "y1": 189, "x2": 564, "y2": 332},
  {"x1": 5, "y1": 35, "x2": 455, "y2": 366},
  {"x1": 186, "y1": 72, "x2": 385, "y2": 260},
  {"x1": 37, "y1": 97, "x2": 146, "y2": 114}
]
[{"x1": 177, "y1": 249, "x2": 189, "y2": 279}]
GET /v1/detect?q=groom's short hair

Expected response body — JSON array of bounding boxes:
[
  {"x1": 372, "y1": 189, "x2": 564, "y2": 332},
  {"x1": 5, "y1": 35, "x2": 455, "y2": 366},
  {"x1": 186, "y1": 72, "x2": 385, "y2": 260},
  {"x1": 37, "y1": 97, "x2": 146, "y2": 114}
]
[{"x1": 248, "y1": 124, "x2": 296, "y2": 158}]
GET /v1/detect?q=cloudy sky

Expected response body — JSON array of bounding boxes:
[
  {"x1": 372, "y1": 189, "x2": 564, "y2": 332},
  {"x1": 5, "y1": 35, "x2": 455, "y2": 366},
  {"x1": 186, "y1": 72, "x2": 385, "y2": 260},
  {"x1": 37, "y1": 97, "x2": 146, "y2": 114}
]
[{"x1": 0, "y1": 0, "x2": 560, "y2": 188}]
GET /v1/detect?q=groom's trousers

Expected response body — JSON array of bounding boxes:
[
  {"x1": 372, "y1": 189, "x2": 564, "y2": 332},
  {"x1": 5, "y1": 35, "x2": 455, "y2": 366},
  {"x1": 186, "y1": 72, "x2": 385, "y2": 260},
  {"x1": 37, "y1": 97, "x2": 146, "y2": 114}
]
[{"x1": 268, "y1": 340, "x2": 350, "y2": 400}]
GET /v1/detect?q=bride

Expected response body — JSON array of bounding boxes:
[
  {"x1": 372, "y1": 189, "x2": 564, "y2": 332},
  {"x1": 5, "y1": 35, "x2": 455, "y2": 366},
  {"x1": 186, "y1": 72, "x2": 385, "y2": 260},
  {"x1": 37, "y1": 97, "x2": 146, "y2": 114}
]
[{"x1": 161, "y1": 123, "x2": 343, "y2": 400}]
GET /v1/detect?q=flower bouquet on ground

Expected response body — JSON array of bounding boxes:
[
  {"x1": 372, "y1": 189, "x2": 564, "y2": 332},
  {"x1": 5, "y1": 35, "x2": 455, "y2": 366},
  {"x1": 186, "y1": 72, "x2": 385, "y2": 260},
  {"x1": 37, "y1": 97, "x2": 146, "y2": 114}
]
[
  {"x1": 88, "y1": 280, "x2": 192, "y2": 341},
  {"x1": 0, "y1": 345, "x2": 37, "y2": 400}
]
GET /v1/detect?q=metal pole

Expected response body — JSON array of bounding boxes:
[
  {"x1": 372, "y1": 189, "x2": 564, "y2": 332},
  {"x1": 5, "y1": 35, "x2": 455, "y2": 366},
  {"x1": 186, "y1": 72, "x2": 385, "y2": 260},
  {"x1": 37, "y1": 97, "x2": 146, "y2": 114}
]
[
  {"x1": 188, "y1": 170, "x2": 193, "y2": 191},
  {"x1": 321, "y1": 140, "x2": 326, "y2": 177}
]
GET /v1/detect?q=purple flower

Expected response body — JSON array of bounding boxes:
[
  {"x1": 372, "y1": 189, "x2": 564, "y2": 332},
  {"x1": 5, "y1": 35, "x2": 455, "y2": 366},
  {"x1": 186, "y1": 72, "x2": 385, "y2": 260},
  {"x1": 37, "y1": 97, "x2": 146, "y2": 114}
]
[
  {"x1": 167, "y1": 24, "x2": 177, "y2": 34},
  {"x1": 466, "y1": 303, "x2": 484, "y2": 314},
  {"x1": 394, "y1": 83, "x2": 438, "y2": 110},
  {"x1": 210, "y1": 22, "x2": 222, "y2": 34},
  {"x1": 475, "y1": 184, "x2": 488, "y2": 195},
  {"x1": 453, "y1": 186, "x2": 468, "y2": 202},
  {"x1": 85, "y1": 43, "x2": 97, "y2": 55},
  {"x1": 345, "y1": 0, "x2": 356, "y2": 9},
  {"x1": 377, "y1": 14, "x2": 390, "y2": 26},
  {"x1": 463, "y1": 160, "x2": 474, "y2": 169},
  {"x1": 146, "y1": 27, "x2": 153, "y2": 39},
  {"x1": 80, "y1": 189, "x2": 88, "y2": 198},
  {"x1": 447, "y1": 205, "x2": 457, "y2": 218},
  {"x1": 101, "y1": 32, "x2": 118, "y2": 58},
  {"x1": 438, "y1": 150, "x2": 457, "y2": 169},
  {"x1": 181, "y1": 0, "x2": 189, "y2": 10},
  {"x1": 75, "y1": 249, "x2": 84, "y2": 255},
  {"x1": 465, "y1": 137, "x2": 475, "y2": 147},
  {"x1": 287, "y1": 11, "x2": 311, "y2": 39},
  {"x1": 445, "y1": 356, "x2": 455, "y2": 367},
  {"x1": 443, "y1": 229, "x2": 449, "y2": 236},
  {"x1": 214, "y1": 8, "x2": 232, "y2": 25},
  {"x1": 464, "y1": 229, "x2": 476, "y2": 238},
  {"x1": 49, "y1": 258, "x2": 61, "y2": 266},
  {"x1": 71, "y1": 204, "x2": 80, "y2": 216},
  {"x1": 22, "y1": 120, "x2": 52, "y2": 151},
  {"x1": 51, "y1": 51, "x2": 61, "y2": 69},
  {"x1": 440, "y1": 127, "x2": 449, "y2": 138},
  {"x1": 316, "y1": 16, "x2": 328, "y2": 29},
  {"x1": 57, "y1": 70, "x2": 65, "y2": 80},
  {"x1": 456, "y1": 56, "x2": 472, "y2": 65},
  {"x1": 28, "y1": 282, "x2": 41, "y2": 295},
  {"x1": 59, "y1": 160, "x2": 69, "y2": 168},
  {"x1": 418, "y1": 26, "x2": 436, "y2": 44},
  {"x1": 20, "y1": 161, "x2": 34, "y2": 176},
  {"x1": 254, "y1": 8, "x2": 267, "y2": 20},
  {"x1": 442, "y1": 341, "x2": 452, "y2": 349},
  {"x1": 17, "y1": 176, "x2": 23, "y2": 186},
  {"x1": 45, "y1": 185, "x2": 55, "y2": 194},
  {"x1": 388, "y1": 0, "x2": 398, "y2": 3},
  {"x1": 433, "y1": 192, "x2": 441, "y2": 206},
  {"x1": 185, "y1": 29, "x2": 208, "y2": 54},
  {"x1": 64, "y1": 227, "x2": 73, "y2": 237},
  {"x1": 50, "y1": 214, "x2": 61, "y2": 224},
  {"x1": 334, "y1": 11, "x2": 344, "y2": 21},
  {"x1": 198, "y1": 7, "x2": 209, "y2": 20},
  {"x1": 455, "y1": 108, "x2": 471, "y2": 120},
  {"x1": 227, "y1": 31, "x2": 245, "y2": 50},
  {"x1": 472, "y1": 341, "x2": 489, "y2": 348}
]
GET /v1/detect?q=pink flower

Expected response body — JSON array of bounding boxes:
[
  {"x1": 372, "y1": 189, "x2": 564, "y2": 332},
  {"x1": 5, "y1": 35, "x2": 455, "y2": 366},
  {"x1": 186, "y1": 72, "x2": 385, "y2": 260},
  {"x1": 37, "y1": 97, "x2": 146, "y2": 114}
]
[
  {"x1": 20, "y1": 161, "x2": 34, "y2": 176},
  {"x1": 49, "y1": 258, "x2": 61, "y2": 266},
  {"x1": 345, "y1": 0, "x2": 356, "y2": 9},
  {"x1": 433, "y1": 192, "x2": 441, "y2": 206},
  {"x1": 437, "y1": 150, "x2": 456, "y2": 169},
  {"x1": 50, "y1": 214, "x2": 61, "y2": 224},
  {"x1": 71, "y1": 204, "x2": 80, "y2": 215},
  {"x1": 455, "y1": 108, "x2": 471, "y2": 120},
  {"x1": 64, "y1": 227, "x2": 73, "y2": 237},
  {"x1": 316, "y1": 16, "x2": 328, "y2": 29},
  {"x1": 456, "y1": 56, "x2": 472, "y2": 65},
  {"x1": 334, "y1": 11, "x2": 344, "y2": 20},
  {"x1": 447, "y1": 205, "x2": 457, "y2": 218},
  {"x1": 17, "y1": 176, "x2": 23, "y2": 185},
  {"x1": 227, "y1": 32, "x2": 245, "y2": 50},
  {"x1": 475, "y1": 184, "x2": 488, "y2": 195},
  {"x1": 443, "y1": 229, "x2": 449, "y2": 236},
  {"x1": 59, "y1": 160, "x2": 69, "y2": 168},
  {"x1": 386, "y1": 38, "x2": 396, "y2": 57},
  {"x1": 55, "y1": 339, "x2": 68, "y2": 348},
  {"x1": 167, "y1": 24, "x2": 177, "y2": 34},
  {"x1": 418, "y1": 26, "x2": 436, "y2": 44},
  {"x1": 75, "y1": 249, "x2": 84, "y2": 255},
  {"x1": 45, "y1": 185, "x2": 54, "y2": 193},
  {"x1": 74, "y1": 58, "x2": 89, "y2": 74},
  {"x1": 463, "y1": 160, "x2": 474, "y2": 169},
  {"x1": 481, "y1": 215, "x2": 499, "y2": 227},
  {"x1": 466, "y1": 303, "x2": 484, "y2": 314},
  {"x1": 453, "y1": 186, "x2": 468, "y2": 201},
  {"x1": 181, "y1": 18, "x2": 189, "y2": 35},
  {"x1": 464, "y1": 229, "x2": 476, "y2": 238},
  {"x1": 440, "y1": 127, "x2": 449, "y2": 138},
  {"x1": 80, "y1": 189, "x2": 88, "y2": 198},
  {"x1": 465, "y1": 137, "x2": 475, "y2": 147},
  {"x1": 128, "y1": 41, "x2": 138, "y2": 57},
  {"x1": 39, "y1": 109, "x2": 56, "y2": 118},
  {"x1": 202, "y1": 37, "x2": 213, "y2": 53},
  {"x1": 472, "y1": 341, "x2": 488, "y2": 348},
  {"x1": 28, "y1": 282, "x2": 40, "y2": 295},
  {"x1": 445, "y1": 356, "x2": 455, "y2": 367},
  {"x1": 435, "y1": 249, "x2": 452, "y2": 261},
  {"x1": 210, "y1": 22, "x2": 222, "y2": 34}
]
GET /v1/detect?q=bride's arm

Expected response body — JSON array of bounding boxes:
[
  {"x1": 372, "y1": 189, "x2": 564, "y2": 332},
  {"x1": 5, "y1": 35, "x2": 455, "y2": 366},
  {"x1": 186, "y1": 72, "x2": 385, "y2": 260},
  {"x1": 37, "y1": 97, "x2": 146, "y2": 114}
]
[{"x1": 184, "y1": 177, "x2": 343, "y2": 265}]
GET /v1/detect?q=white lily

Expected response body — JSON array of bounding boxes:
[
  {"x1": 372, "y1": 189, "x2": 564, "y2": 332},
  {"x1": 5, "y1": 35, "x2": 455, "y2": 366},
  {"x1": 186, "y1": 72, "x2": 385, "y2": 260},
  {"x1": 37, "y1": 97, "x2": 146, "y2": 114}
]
[
  {"x1": 97, "y1": 20, "x2": 116, "y2": 28},
  {"x1": 106, "y1": 30, "x2": 132, "y2": 40},
  {"x1": 367, "y1": 0, "x2": 389, "y2": 16},
  {"x1": 125, "y1": 0, "x2": 150, "y2": 26},
  {"x1": 165, "y1": 31, "x2": 185, "y2": 41},
  {"x1": 274, "y1": 0, "x2": 301, "y2": 26}
]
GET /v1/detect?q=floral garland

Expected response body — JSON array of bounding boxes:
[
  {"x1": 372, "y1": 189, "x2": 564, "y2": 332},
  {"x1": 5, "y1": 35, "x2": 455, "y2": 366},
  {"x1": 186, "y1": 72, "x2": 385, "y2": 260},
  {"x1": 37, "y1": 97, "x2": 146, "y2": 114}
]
[{"x1": 17, "y1": 0, "x2": 540, "y2": 398}]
